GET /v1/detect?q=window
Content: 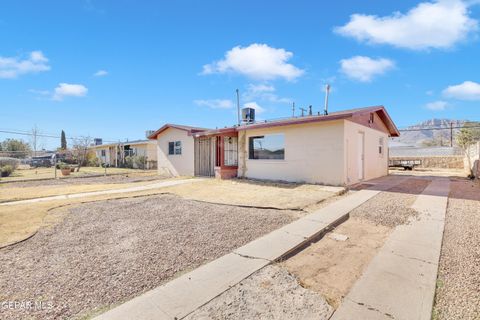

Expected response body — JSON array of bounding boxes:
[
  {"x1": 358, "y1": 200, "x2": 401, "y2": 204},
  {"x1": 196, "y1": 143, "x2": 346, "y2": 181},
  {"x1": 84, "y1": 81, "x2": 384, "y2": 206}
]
[
  {"x1": 168, "y1": 141, "x2": 182, "y2": 155},
  {"x1": 101, "y1": 150, "x2": 106, "y2": 157},
  {"x1": 249, "y1": 134, "x2": 285, "y2": 160},
  {"x1": 379, "y1": 137, "x2": 384, "y2": 156}
]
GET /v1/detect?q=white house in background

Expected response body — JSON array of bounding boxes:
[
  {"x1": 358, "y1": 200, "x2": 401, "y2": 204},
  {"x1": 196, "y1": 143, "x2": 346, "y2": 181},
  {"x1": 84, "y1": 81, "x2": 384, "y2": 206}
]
[
  {"x1": 89, "y1": 139, "x2": 158, "y2": 169},
  {"x1": 147, "y1": 106, "x2": 400, "y2": 186}
]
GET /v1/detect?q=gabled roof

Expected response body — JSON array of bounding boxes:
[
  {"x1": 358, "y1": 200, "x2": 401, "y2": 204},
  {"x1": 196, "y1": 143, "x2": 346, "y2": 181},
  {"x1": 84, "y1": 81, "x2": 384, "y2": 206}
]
[
  {"x1": 89, "y1": 139, "x2": 154, "y2": 149},
  {"x1": 147, "y1": 124, "x2": 210, "y2": 139},
  {"x1": 236, "y1": 105, "x2": 400, "y2": 137},
  {"x1": 148, "y1": 106, "x2": 400, "y2": 139}
]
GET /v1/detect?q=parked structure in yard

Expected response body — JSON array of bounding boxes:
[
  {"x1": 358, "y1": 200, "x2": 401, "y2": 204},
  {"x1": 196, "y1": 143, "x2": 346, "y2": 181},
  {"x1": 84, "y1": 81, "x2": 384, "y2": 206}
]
[
  {"x1": 89, "y1": 139, "x2": 157, "y2": 169},
  {"x1": 148, "y1": 106, "x2": 399, "y2": 186}
]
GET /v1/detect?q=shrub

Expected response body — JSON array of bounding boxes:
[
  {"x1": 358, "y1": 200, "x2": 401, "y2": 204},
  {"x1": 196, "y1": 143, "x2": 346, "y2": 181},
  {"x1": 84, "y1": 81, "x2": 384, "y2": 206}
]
[
  {"x1": 0, "y1": 157, "x2": 20, "y2": 170},
  {"x1": 124, "y1": 155, "x2": 147, "y2": 169},
  {"x1": 0, "y1": 165, "x2": 14, "y2": 177},
  {"x1": 56, "y1": 162, "x2": 69, "y2": 170}
]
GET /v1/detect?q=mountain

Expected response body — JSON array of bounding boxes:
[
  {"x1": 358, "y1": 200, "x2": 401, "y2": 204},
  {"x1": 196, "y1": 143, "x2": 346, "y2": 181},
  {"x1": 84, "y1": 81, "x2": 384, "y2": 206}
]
[{"x1": 390, "y1": 119, "x2": 466, "y2": 147}]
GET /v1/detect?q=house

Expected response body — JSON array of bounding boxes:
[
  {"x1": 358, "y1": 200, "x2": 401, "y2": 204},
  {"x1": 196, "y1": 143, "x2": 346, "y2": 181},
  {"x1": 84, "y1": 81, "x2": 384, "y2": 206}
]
[
  {"x1": 89, "y1": 139, "x2": 158, "y2": 169},
  {"x1": 148, "y1": 105, "x2": 400, "y2": 186}
]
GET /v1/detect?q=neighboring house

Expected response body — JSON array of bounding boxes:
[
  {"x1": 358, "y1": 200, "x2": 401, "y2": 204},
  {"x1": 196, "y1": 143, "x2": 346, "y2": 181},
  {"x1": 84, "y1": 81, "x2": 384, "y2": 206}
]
[
  {"x1": 148, "y1": 106, "x2": 400, "y2": 186},
  {"x1": 89, "y1": 139, "x2": 158, "y2": 169}
]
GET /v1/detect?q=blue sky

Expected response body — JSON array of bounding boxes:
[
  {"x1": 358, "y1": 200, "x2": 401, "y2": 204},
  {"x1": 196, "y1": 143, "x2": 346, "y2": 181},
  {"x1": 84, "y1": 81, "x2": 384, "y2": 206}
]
[{"x1": 1, "y1": 0, "x2": 479, "y2": 149}]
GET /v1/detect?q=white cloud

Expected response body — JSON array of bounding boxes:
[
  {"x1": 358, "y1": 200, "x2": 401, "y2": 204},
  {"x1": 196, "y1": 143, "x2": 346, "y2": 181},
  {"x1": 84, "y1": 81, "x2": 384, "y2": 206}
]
[
  {"x1": 426, "y1": 100, "x2": 448, "y2": 110},
  {"x1": 244, "y1": 102, "x2": 265, "y2": 114},
  {"x1": 443, "y1": 81, "x2": 480, "y2": 100},
  {"x1": 244, "y1": 83, "x2": 292, "y2": 104},
  {"x1": 53, "y1": 83, "x2": 88, "y2": 101},
  {"x1": 339, "y1": 56, "x2": 395, "y2": 82},
  {"x1": 29, "y1": 89, "x2": 50, "y2": 96},
  {"x1": 194, "y1": 99, "x2": 234, "y2": 109},
  {"x1": 247, "y1": 83, "x2": 275, "y2": 93},
  {"x1": 202, "y1": 43, "x2": 304, "y2": 81},
  {"x1": 94, "y1": 70, "x2": 108, "y2": 77},
  {"x1": 335, "y1": 0, "x2": 478, "y2": 50},
  {"x1": 0, "y1": 50, "x2": 50, "y2": 78}
]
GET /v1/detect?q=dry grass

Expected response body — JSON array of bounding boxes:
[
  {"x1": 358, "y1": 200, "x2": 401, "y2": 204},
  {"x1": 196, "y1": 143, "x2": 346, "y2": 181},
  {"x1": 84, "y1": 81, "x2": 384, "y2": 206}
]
[
  {"x1": 0, "y1": 180, "x2": 161, "y2": 203},
  {"x1": 0, "y1": 166, "x2": 156, "y2": 182},
  {"x1": 161, "y1": 178, "x2": 344, "y2": 210}
]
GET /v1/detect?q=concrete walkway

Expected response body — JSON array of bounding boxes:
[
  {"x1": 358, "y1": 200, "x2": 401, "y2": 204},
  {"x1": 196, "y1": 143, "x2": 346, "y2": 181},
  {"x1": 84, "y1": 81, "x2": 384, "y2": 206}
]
[
  {"x1": 332, "y1": 178, "x2": 450, "y2": 320},
  {"x1": 94, "y1": 177, "x2": 408, "y2": 320},
  {"x1": 0, "y1": 179, "x2": 202, "y2": 206}
]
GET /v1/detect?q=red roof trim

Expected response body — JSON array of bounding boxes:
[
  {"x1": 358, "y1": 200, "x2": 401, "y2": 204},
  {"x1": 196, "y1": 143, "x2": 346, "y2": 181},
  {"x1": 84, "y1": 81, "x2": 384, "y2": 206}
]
[{"x1": 147, "y1": 124, "x2": 208, "y2": 139}]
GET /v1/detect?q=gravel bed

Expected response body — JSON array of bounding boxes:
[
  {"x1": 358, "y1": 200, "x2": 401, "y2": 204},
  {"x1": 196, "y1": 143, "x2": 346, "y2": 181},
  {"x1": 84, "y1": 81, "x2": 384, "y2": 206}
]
[
  {"x1": 1, "y1": 174, "x2": 164, "y2": 188},
  {"x1": 0, "y1": 194, "x2": 296, "y2": 320},
  {"x1": 186, "y1": 265, "x2": 333, "y2": 320},
  {"x1": 349, "y1": 178, "x2": 431, "y2": 228},
  {"x1": 433, "y1": 180, "x2": 480, "y2": 320}
]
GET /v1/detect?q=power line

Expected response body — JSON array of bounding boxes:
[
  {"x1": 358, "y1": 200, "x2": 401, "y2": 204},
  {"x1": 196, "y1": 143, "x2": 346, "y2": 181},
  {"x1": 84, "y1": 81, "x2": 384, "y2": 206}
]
[
  {"x1": 0, "y1": 129, "x2": 118, "y2": 143},
  {"x1": 398, "y1": 125, "x2": 480, "y2": 132}
]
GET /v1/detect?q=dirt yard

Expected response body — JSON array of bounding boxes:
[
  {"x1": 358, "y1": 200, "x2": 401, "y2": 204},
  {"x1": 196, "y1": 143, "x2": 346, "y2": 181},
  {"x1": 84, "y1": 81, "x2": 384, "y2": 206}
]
[
  {"x1": 433, "y1": 179, "x2": 480, "y2": 320},
  {"x1": 0, "y1": 194, "x2": 298, "y2": 320},
  {"x1": 282, "y1": 218, "x2": 390, "y2": 308}
]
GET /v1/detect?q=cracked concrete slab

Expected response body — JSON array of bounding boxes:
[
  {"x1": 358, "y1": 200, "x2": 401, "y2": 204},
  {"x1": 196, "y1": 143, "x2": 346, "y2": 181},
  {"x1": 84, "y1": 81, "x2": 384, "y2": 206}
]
[{"x1": 332, "y1": 179, "x2": 450, "y2": 320}]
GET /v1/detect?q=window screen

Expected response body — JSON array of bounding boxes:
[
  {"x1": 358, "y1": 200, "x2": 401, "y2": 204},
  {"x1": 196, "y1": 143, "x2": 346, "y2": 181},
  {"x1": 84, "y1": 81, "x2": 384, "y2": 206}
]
[{"x1": 248, "y1": 134, "x2": 285, "y2": 160}]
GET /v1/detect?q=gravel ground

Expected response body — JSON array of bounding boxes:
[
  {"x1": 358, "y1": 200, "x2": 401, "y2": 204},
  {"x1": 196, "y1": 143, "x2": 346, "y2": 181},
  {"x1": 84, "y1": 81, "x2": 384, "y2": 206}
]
[
  {"x1": 0, "y1": 173, "x2": 164, "y2": 188},
  {"x1": 0, "y1": 194, "x2": 296, "y2": 320},
  {"x1": 349, "y1": 178, "x2": 431, "y2": 228},
  {"x1": 185, "y1": 265, "x2": 333, "y2": 320},
  {"x1": 433, "y1": 180, "x2": 480, "y2": 320}
]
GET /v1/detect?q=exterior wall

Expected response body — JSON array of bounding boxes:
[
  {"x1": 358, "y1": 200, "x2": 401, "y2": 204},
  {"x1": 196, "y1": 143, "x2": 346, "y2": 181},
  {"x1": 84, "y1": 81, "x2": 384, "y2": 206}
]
[
  {"x1": 391, "y1": 156, "x2": 465, "y2": 169},
  {"x1": 94, "y1": 147, "x2": 114, "y2": 165},
  {"x1": 240, "y1": 120, "x2": 345, "y2": 185},
  {"x1": 344, "y1": 120, "x2": 389, "y2": 185},
  {"x1": 156, "y1": 127, "x2": 195, "y2": 176}
]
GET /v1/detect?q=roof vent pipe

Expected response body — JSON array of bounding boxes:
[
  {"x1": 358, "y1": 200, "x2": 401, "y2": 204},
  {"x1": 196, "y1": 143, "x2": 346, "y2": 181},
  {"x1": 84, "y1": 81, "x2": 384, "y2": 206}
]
[
  {"x1": 324, "y1": 84, "x2": 330, "y2": 115},
  {"x1": 236, "y1": 89, "x2": 241, "y2": 126}
]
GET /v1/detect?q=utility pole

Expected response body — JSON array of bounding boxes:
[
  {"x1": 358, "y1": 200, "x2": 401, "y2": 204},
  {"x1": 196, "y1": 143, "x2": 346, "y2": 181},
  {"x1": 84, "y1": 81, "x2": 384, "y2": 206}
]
[
  {"x1": 292, "y1": 102, "x2": 295, "y2": 117},
  {"x1": 450, "y1": 122, "x2": 453, "y2": 147}
]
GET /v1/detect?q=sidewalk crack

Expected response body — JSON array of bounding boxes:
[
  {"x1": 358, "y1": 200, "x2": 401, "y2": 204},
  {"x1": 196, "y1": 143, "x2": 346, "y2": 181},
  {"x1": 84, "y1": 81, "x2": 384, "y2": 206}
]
[{"x1": 233, "y1": 252, "x2": 271, "y2": 262}]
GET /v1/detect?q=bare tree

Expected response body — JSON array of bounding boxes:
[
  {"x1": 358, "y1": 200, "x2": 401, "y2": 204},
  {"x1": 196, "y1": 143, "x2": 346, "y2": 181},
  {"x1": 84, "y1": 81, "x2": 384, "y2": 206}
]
[
  {"x1": 30, "y1": 125, "x2": 40, "y2": 157},
  {"x1": 72, "y1": 136, "x2": 92, "y2": 172}
]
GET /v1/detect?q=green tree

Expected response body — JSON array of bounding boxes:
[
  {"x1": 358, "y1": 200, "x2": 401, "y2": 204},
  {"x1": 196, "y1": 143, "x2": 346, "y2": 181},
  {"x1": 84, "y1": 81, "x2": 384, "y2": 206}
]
[
  {"x1": 1, "y1": 139, "x2": 32, "y2": 158},
  {"x1": 61, "y1": 130, "x2": 67, "y2": 150}
]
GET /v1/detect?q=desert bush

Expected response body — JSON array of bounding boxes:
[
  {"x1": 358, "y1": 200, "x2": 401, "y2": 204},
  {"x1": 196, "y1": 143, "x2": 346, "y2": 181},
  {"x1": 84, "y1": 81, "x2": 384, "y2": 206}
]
[
  {"x1": 124, "y1": 155, "x2": 147, "y2": 169},
  {"x1": 0, "y1": 165, "x2": 14, "y2": 177},
  {"x1": 0, "y1": 157, "x2": 20, "y2": 170},
  {"x1": 56, "y1": 162, "x2": 70, "y2": 170}
]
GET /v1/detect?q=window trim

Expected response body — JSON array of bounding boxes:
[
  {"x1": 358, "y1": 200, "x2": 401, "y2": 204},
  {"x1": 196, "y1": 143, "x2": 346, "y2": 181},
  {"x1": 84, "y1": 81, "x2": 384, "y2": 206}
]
[
  {"x1": 168, "y1": 141, "x2": 182, "y2": 155},
  {"x1": 248, "y1": 134, "x2": 285, "y2": 160}
]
